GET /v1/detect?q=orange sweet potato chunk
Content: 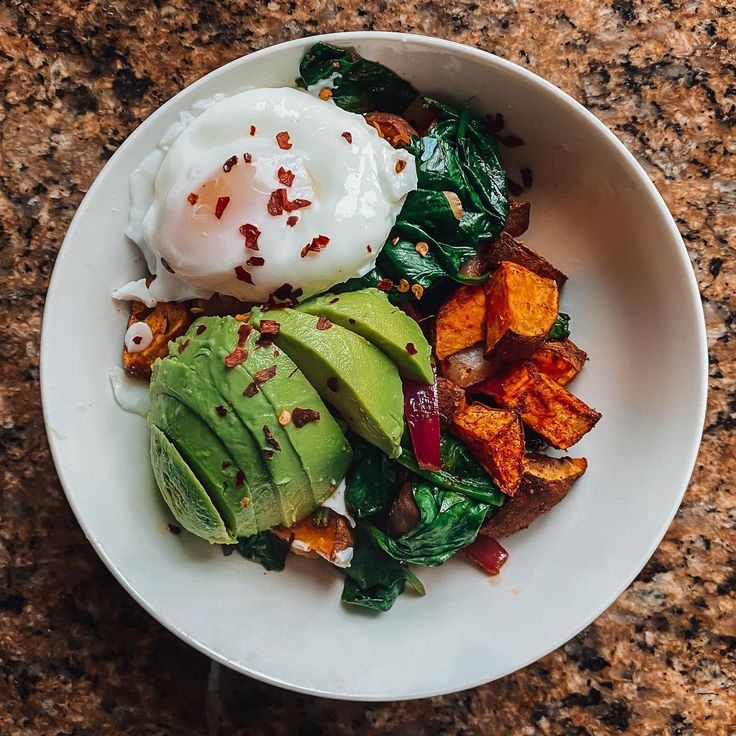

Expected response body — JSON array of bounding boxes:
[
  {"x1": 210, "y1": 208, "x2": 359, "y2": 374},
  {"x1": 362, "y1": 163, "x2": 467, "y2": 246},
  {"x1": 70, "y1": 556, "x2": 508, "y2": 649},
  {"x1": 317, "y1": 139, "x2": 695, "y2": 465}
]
[
  {"x1": 272, "y1": 509, "x2": 353, "y2": 564},
  {"x1": 435, "y1": 285, "x2": 487, "y2": 360},
  {"x1": 123, "y1": 301, "x2": 192, "y2": 379},
  {"x1": 484, "y1": 262, "x2": 559, "y2": 363},
  {"x1": 451, "y1": 402, "x2": 525, "y2": 495},
  {"x1": 530, "y1": 339, "x2": 588, "y2": 386},
  {"x1": 481, "y1": 453, "x2": 588, "y2": 537},
  {"x1": 490, "y1": 363, "x2": 601, "y2": 450}
]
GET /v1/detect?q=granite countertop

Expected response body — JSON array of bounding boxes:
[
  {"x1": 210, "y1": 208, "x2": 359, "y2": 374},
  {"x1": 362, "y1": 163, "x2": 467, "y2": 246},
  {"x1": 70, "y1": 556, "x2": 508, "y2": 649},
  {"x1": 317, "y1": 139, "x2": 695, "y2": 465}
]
[{"x1": 1, "y1": 1, "x2": 734, "y2": 733}]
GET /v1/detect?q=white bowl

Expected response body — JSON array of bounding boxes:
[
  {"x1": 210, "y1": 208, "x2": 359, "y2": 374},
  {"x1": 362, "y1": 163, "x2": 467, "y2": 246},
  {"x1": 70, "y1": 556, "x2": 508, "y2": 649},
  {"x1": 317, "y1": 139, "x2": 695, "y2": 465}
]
[{"x1": 41, "y1": 32, "x2": 707, "y2": 700}]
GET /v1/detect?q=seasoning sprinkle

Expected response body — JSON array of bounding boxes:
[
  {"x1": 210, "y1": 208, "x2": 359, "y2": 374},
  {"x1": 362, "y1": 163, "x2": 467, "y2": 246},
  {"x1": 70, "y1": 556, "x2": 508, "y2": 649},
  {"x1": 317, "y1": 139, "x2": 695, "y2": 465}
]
[
  {"x1": 234, "y1": 266, "x2": 254, "y2": 284},
  {"x1": 263, "y1": 425, "x2": 281, "y2": 451},
  {"x1": 316, "y1": 316, "x2": 332, "y2": 330},
  {"x1": 397, "y1": 278, "x2": 410, "y2": 293},
  {"x1": 246, "y1": 256, "x2": 265, "y2": 267},
  {"x1": 376, "y1": 278, "x2": 393, "y2": 292},
  {"x1": 278, "y1": 409, "x2": 292, "y2": 426},
  {"x1": 406, "y1": 342, "x2": 418, "y2": 355},
  {"x1": 215, "y1": 405, "x2": 227, "y2": 417},
  {"x1": 132, "y1": 335, "x2": 142, "y2": 345},
  {"x1": 215, "y1": 196, "x2": 230, "y2": 219},
  {"x1": 276, "y1": 131, "x2": 292, "y2": 150},
  {"x1": 235, "y1": 470, "x2": 245, "y2": 487},
  {"x1": 222, "y1": 461, "x2": 232, "y2": 469},
  {"x1": 243, "y1": 382, "x2": 258, "y2": 397},
  {"x1": 223, "y1": 155, "x2": 238, "y2": 173},
  {"x1": 301, "y1": 234, "x2": 330, "y2": 258},
  {"x1": 177, "y1": 339, "x2": 190, "y2": 354},
  {"x1": 292, "y1": 407, "x2": 321, "y2": 427},
  {"x1": 415, "y1": 241, "x2": 429, "y2": 257},
  {"x1": 277, "y1": 167, "x2": 295, "y2": 187},
  {"x1": 239, "y1": 223, "x2": 261, "y2": 250},
  {"x1": 319, "y1": 87, "x2": 332, "y2": 100},
  {"x1": 341, "y1": 131, "x2": 353, "y2": 143},
  {"x1": 411, "y1": 283, "x2": 424, "y2": 300},
  {"x1": 327, "y1": 376, "x2": 339, "y2": 392},
  {"x1": 243, "y1": 152, "x2": 252, "y2": 163},
  {"x1": 168, "y1": 523, "x2": 181, "y2": 535},
  {"x1": 224, "y1": 347, "x2": 248, "y2": 368},
  {"x1": 239, "y1": 496, "x2": 250, "y2": 509},
  {"x1": 253, "y1": 365, "x2": 277, "y2": 383},
  {"x1": 286, "y1": 215, "x2": 298, "y2": 227},
  {"x1": 249, "y1": 125, "x2": 256, "y2": 136},
  {"x1": 196, "y1": 324, "x2": 207, "y2": 335},
  {"x1": 187, "y1": 192, "x2": 199, "y2": 205},
  {"x1": 395, "y1": 159, "x2": 407, "y2": 173},
  {"x1": 259, "y1": 319, "x2": 281, "y2": 336}
]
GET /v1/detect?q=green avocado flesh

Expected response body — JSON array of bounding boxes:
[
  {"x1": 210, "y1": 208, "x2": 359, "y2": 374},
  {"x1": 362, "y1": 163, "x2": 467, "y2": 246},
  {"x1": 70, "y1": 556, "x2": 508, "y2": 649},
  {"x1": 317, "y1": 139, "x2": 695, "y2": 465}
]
[
  {"x1": 297, "y1": 288, "x2": 434, "y2": 384},
  {"x1": 149, "y1": 358, "x2": 283, "y2": 532},
  {"x1": 252, "y1": 308, "x2": 404, "y2": 458},
  {"x1": 178, "y1": 317, "x2": 352, "y2": 508},
  {"x1": 149, "y1": 425, "x2": 235, "y2": 544},
  {"x1": 148, "y1": 393, "x2": 257, "y2": 538}
]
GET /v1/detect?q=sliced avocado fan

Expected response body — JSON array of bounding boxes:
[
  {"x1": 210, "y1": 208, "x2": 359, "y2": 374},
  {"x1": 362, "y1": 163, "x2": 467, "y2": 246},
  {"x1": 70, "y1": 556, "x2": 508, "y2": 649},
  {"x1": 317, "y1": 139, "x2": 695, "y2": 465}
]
[
  {"x1": 297, "y1": 288, "x2": 433, "y2": 384},
  {"x1": 149, "y1": 393, "x2": 258, "y2": 538},
  {"x1": 251, "y1": 308, "x2": 405, "y2": 458},
  {"x1": 177, "y1": 317, "x2": 352, "y2": 508},
  {"x1": 150, "y1": 358, "x2": 283, "y2": 531},
  {"x1": 149, "y1": 425, "x2": 235, "y2": 545}
]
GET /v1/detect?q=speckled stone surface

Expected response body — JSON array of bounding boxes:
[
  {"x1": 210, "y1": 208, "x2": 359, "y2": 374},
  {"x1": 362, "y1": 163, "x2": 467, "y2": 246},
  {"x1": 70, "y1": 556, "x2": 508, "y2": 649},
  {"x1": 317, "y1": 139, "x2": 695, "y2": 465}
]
[{"x1": 1, "y1": 1, "x2": 734, "y2": 734}]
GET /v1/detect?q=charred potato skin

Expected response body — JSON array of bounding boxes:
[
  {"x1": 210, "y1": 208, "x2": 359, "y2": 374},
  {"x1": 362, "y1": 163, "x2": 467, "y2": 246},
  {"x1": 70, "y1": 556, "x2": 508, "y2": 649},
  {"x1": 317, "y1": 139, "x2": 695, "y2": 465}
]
[
  {"x1": 436, "y1": 377, "x2": 467, "y2": 423},
  {"x1": 479, "y1": 232, "x2": 567, "y2": 288},
  {"x1": 123, "y1": 301, "x2": 192, "y2": 379},
  {"x1": 481, "y1": 454, "x2": 587, "y2": 537},
  {"x1": 388, "y1": 481, "x2": 421, "y2": 538},
  {"x1": 530, "y1": 339, "x2": 588, "y2": 386},
  {"x1": 504, "y1": 200, "x2": 531, "y2": 238}
]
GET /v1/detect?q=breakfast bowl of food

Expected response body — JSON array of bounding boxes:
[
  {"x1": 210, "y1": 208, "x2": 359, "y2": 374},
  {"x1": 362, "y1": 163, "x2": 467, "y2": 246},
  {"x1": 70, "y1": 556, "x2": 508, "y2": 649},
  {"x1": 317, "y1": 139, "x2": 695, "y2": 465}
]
[{"x1": 40, "y1": 32, "x2": 707, "y2": 700}]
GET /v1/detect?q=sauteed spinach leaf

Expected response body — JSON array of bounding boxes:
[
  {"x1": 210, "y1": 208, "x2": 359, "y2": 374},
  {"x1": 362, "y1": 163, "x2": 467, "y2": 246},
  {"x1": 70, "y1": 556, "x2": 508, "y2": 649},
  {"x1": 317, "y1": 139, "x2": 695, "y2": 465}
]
[{"x1": 237, "y1": 532, "x2": 289, "y2": 571}]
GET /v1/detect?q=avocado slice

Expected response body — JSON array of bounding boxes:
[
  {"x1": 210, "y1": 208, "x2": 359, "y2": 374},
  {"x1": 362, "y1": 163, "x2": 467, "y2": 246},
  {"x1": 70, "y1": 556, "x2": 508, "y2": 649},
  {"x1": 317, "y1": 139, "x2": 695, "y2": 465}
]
[
  {"x1": 298, "y1": 288, "x2": 433, "y2": 384},
  {"x1": 149, "y1": 424, "x2": 235, "y2": 544},
  {"x1": 252, "y1": 309, "x2": 404, "y2": 458},
  {"x1": 149, "y1": 393, "x2": 258, "y2": 538},
  {"x1": 170, "y1": 322, "x2": 314, "y2": 527},
  {"x1": 179, "y1": 317, "x2": 352, "y2": 507},
  {"x1": 150, "y1": 358, "x2": 282, "y2": 531}
]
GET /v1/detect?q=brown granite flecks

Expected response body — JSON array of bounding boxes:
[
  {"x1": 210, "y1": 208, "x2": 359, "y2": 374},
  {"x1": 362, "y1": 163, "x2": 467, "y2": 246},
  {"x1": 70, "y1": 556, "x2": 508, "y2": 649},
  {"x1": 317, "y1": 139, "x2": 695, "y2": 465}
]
[{"x1": 1, "y1": 1, "x2": 735, "y2": 734}]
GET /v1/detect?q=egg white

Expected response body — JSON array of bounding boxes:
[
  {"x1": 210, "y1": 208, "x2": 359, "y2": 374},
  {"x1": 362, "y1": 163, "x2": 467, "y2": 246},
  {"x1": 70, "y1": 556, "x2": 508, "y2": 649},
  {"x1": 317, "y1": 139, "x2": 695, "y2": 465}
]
[{"x1": 115, "y1": 87, "x2": 417, "y2": 305}]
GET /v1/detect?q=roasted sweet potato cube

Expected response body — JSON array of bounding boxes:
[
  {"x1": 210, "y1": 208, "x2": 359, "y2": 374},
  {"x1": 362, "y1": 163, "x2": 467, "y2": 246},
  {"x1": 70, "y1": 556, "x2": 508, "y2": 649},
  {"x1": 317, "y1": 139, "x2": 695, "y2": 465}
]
[
  {"x1": 388, "y1": 481, "x2": 421, "y2": 538},
  {"x1": 490, "y1": 363, "x2": 601, "y2": 450},
  {"x1": 451, "y1": 402, "x2": 524, "y2": 495},
  {"x1": 272, "y1": 509, "x2": 353, "y2": 564},
  {"x1": 364, "y1": 112, "x2": 418, "y2": 147},
  {"x1": 435, "y1": 285, "x2": 487, "y2": 359},
  {"x1": 439, "y1": 344, "x2": 504, "y2": 388},
  {"x1": 123, "y1": 301, "x2": 192, "y2": 379},
  {"x1": 485, "y1": 262, "x2": 559, "y2": 363},
  {"x1": 436, "y1": 377, "x2": 467, "y2": 422},
  {"x1": 481, "y1": 232, "x2": 567, "y2": 288},
  {"x1": 530, "y1": 339, "x2": 587, "y2": 386},
  {"x1": 504, "y1": 200, "x2": 531, "y2": 237},
  {"x1": 481, "y1": 453, "x2": 588, "y2": 537}
]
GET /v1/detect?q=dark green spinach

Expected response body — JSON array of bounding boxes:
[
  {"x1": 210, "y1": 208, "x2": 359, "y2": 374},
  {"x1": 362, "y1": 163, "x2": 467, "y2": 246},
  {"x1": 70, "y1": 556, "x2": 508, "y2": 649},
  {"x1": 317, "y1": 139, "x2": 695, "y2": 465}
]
[
  {"x1": 299, "y1": 42, "x2": 417, "y2": 114},
  {"x1": 367, "y1": 478, "x2": 490, "y2": 566},
  {"x1": 345, "y1": 436, "x2": 398, "y2": 520},
  {"x1": 396, "y1": 433, "x2": 506, "y2": 506},
  {"x1": 549, "y1": 312, "x2": 571, "y2": 340},
  {"x1": 236, "y1": 531, "x2": 289, "y2": 571},
  {"x1": 342, "y1": 527, "x2": 424, "y2": 612}
]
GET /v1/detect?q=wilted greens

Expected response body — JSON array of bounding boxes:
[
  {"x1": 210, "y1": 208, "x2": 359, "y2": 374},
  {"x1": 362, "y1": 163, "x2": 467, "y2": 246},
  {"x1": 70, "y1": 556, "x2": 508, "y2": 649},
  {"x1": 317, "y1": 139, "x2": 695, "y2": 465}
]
[
  {"x1": 549, "y1": 312, "x2": 571, "y2": 340},
  {"x1": 299, "y1": 42, "x2": 417, "y2": 114},
  {"x1": 344, "y1": 436, "x2": 398, "y2": 520},
  {"x1": 367, "y1": 479, "x2": 490, "y2": 566},
  {"x1": 237, "y1": 532, "x2": 289, "y2": 571}
]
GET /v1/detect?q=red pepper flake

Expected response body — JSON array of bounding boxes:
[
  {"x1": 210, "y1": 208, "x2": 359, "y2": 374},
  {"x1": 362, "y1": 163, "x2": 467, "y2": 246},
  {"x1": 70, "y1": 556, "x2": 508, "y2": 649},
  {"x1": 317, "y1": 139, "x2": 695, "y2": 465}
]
[
  {"x1": 223, "y1": 155, "x2": 238, "y2": 173},
  {"x1": 286, "y1": 215, "x2": 298, "y2": 227},
  {"x1": 215, "y1": 196, "x2": 230, "y2": 219},
  {"x1": 262, "y1": 283, "x2": 303, "y2": 310},
  {"x1": 291, "y1": 407, "x2": 321, "y2": 427},
  {"x1": 237, "y1": 323, "x2": 251, "y2": 345},
  {"x1": 327, "y1": 376, "x2": 339, "y2": 392},
  {"x1": 395, "y1": 159, "x2": 407, "y2": 173},
  {"x1": 521, "y1": 167, "x2": 533, "y2": 188},
  {"x1": 259, "y1": 319, "x2": 281, "y2": 336},
  {"x1": 268, "y1": 188, "x2": 312, "y2": 216},
  {"x1": 300, "y1": 234, "x2": 330, "y2": 258},
  {"x1": 376, "y1": 278, "x2": 394, "y2": 292},
  {"x1": 243, "y1": 152, "x2": 252, "y2": 163},
  {"x1": 239, "y1": 223, "x2": 261, "y2": 250},
  {"x1": 485, "y1": 112, "x2": 505, "y2": 135},
  {"x1": 196, "y1": 324, "x2": 207, "y2": 335},
  {"x1": 243, "y1": 382, "x2": 258, "y2": 397},
  {"x1": 224, "y1": 346, "x2": 248, "y2": 368},
  {"x1": 406, "y1": 342, "x2": 418, "y2": 355},
  {"x1": 366, "y1": 244, "x2": 372, "y2": 253},
  {"x1": 507, "y1": 178, "x2": 523, "y2": 197},
  {"x1": 234, "y1": 266, "x2": 254, "y2": 284},
  {"x1": 253, "y1": 365, "x2": 277, "y2": 384},
  {"x1": 249, "y1": 125, "x2": 256, "y2": 136},
  {"x1": 215, "y1": 404, "x2": 227, "y2": 417},
  {"x1": 246, "y1": 256, "x2": 265, "y2": 267},
  {"x1": 348, "y1": 318, "x2": 356, "y2": 325},
  {"x1": 277, "y1": 167, "x2": 295, "y2": 187},
  {"x1": 222, "y1": 460, "x2": 232, "y2": 469},
  {"x1": 276, "y1": 131, "x2": 292, "y2": 150},
  {"x1": 328, "y1": 297, "x2": 340, "y2": 304},
  {"x1": 187, "y1": 192, "x2": 199, "y2": 205},
  {"x1": 222, "y1": 544, "x2": 235, "y2": 556},
  {"x1": 341, "y1": 131, "x2": 352, "y2": 143},
  {"x1": 168, "y1": 523, "x2": 181, "y2": 535},
  {"x1": 263, "y1": 425, "x2": 281, "y2": 451},
  {"x1": 177, "y1": 339, "x2": 190, "y2": 354},
  {"x1": 500, "y1": 134, "x2": 525, "y2": 148},
  {"x1": 161, "y1": 257, "x2": 175, "y2": 274},
  {"x1": 316, "y1": 316, "x2": 332, "y2": 330},
  {"x1": 263, "y1": 449, "x2": 274, "y2": 460},
  {"x1": 235, "y1": 470, "x2": 245, "y2": 487},
  {"x1": 132, "y1": 335, "x2": 143, "y2": 345}
]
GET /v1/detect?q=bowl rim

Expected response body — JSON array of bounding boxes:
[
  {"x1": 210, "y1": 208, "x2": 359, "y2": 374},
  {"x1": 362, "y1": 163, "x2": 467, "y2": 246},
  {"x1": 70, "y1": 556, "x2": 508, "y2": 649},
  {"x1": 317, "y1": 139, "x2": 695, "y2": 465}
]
[{"x1": 40, "y1": 30, "x2": 708, "y2": 700}]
